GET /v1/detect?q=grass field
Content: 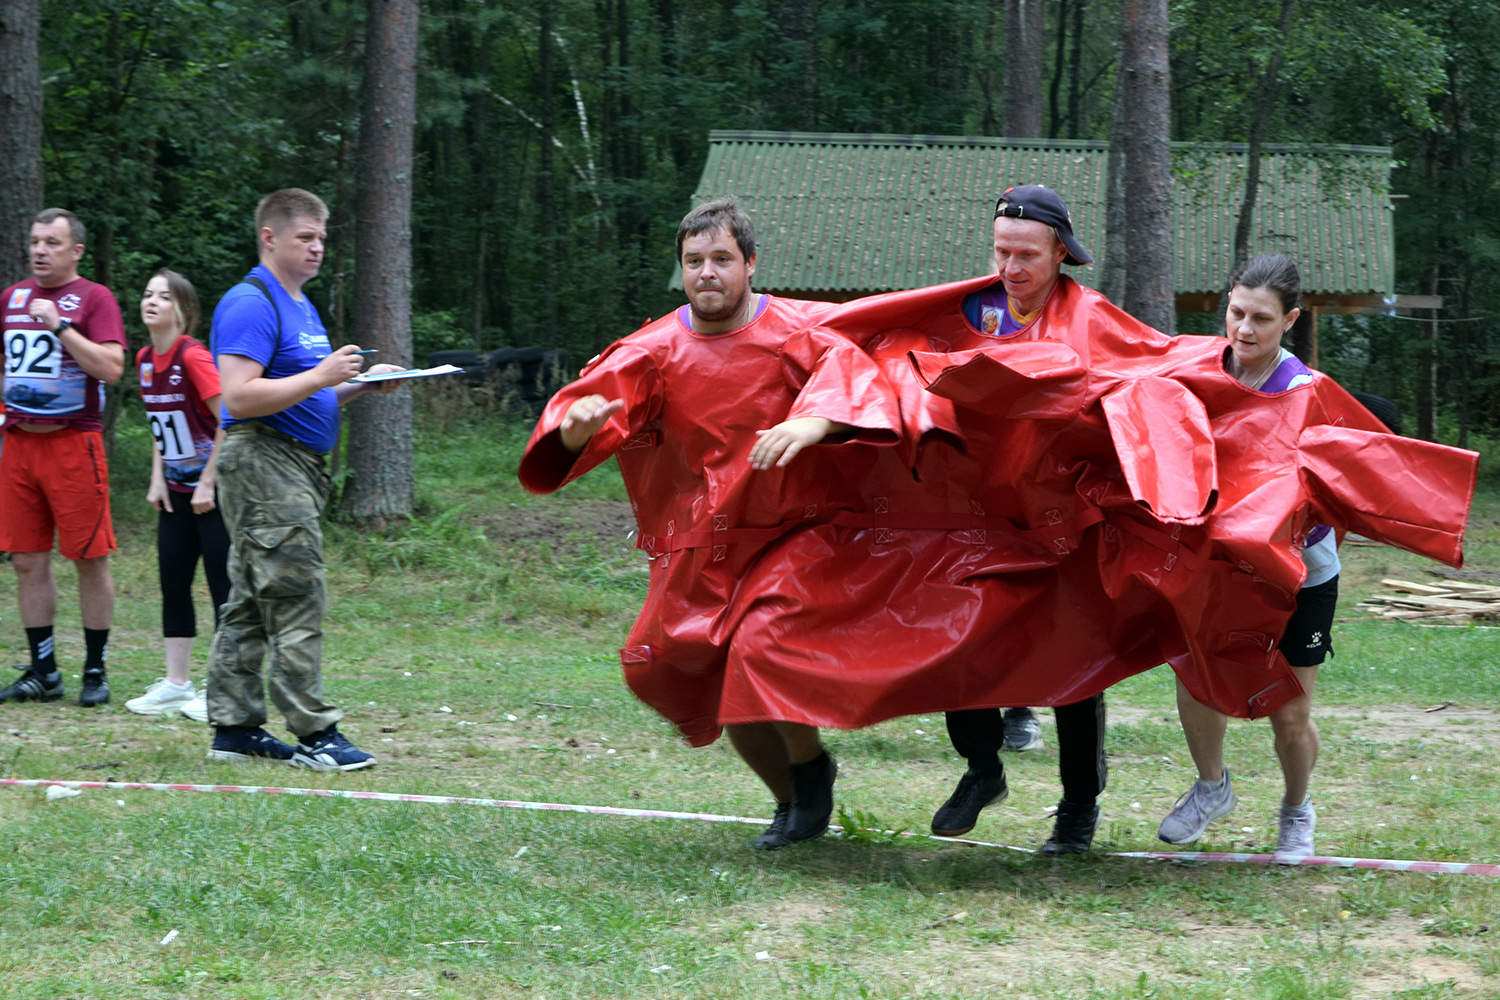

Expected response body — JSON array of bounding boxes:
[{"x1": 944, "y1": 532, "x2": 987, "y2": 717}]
[{"x1": 1, "y1": 394, "x2": 1498, "y2": 999}]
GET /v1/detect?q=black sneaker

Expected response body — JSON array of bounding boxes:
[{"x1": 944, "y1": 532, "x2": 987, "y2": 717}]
[
  {"x1": 1001, "y1": 707, "x2": 1043, "y2": 751},
  {"x1": 208, "y1": 726, "x2": 296, "y2": 763},
  {"x1": 79, "y1": 669, "x2": 109, "y2": 707},
  {"x1": 931, "y1": 767, "x2": 1008, "y2": 837},
  {"x1": 751, "y1": 802, "x2": 793, "y2": 850},
  {"x1": 1041, "y1": 799, "x2": 1100, "y2": 855},
  {"x1": 0, "y1": 665, "x2": 63, "y2": 703},
  {"x1": 784, "y1": 751, "x2": 836, "y2": 843}
]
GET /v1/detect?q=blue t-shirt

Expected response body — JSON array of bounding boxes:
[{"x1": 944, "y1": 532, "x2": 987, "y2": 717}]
[{"x1": 211, "y1": 264, "x2": 340, "y2": 453}]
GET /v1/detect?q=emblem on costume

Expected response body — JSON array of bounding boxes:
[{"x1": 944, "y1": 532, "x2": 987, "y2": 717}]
[
  {"x1": 58, "y1": 294, "x2": 82, "y2": 312},
  {"x1": 140, "y1": 363, "x2": 154, "y2": 388},
  {"x1": 981, "y1": 307, "x2": 1001, "y2": 335},
  {"x1": 169, "y1": 369, "x2": 183, "y2": 386},
  {"x1": 8, "y1": 288, "x2": 30, "y2": 309}
]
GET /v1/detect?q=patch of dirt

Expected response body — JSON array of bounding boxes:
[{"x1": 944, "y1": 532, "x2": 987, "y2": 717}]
[
  {"x1": 1108, "y1": 704, "x2": 1500, "y2": 750},
  {"x1": 479, "y1": 499, "x2": 637, "y2": 550},
  {"x1": 1352, "y1": 915, "x2": 1489, "y2": 997}
]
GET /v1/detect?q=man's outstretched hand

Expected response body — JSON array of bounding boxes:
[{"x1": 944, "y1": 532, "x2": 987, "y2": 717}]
[
  {"x1": 560, "y1": 395, "x2": 625, "y2": 452},
  {"x1": 749, "y1": 417, "x2": 849, "y2": 470}
]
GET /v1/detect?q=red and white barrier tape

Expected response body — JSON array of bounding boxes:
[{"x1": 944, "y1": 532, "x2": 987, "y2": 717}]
[
  {"x1": 3, "y1": 778, "x2": 1494, "y2": 875},
  {"x1": 1109, "y1": 849, "x2": 1500, "y2": 876}
]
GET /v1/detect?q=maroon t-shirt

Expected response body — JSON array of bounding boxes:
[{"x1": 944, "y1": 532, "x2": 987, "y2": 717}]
[{"x1": 2, "y1": 275, "x2": 127, "y2": 432}]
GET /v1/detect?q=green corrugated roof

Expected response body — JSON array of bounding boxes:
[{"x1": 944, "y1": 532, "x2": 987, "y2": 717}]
[{"x1": 681, "y1": 130, "x2": 1394, "y2": 297}]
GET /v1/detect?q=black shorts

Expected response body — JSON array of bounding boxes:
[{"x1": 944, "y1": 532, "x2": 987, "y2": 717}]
[{"x1": 1279, "y1": 575, "x2": 1338, "y2": 667}]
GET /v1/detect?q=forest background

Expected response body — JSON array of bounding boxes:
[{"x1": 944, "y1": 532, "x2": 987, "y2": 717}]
[{"x1": 8, "y1": 0, "x2": 1500, "y2": 452}]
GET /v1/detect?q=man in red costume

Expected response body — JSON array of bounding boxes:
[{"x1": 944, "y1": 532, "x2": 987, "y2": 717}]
[
  {"x1": 519, "y1": 199, "x2": 901, "y2": 849},
  {"x1": 930, "y1": 187, "x2": 1112, "y2": 850}
]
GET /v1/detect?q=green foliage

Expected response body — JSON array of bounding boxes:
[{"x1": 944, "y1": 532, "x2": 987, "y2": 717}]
[
  {"x1": 834, "y1": 807, "x2": 909, "y2": 845},
  {"x1": 28, "y1": 0, "x2": 1500, "y2": 446}
]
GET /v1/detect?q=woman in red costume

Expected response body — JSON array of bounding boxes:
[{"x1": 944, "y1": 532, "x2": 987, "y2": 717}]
[
  {"x1": 519, "y1": 200, "x2": 900, "y2": 850},
  {"x1": 1157, "y1": 254, "x2": 1359, "y2": 857}
]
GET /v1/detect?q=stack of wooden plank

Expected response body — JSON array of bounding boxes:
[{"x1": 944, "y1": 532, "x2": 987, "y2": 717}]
[{"x1": 1356, "y1": 579, "x2": 1500, "y2": 625}]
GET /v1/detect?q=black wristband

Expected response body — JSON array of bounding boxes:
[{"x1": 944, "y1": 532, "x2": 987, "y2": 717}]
[{"x1": 53, "y1": 317, "x2": 72, "y2": 335}]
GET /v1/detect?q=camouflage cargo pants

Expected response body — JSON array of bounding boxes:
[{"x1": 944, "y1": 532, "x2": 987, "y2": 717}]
[{"x1": 205, "y1": 422, "x2": 341, "y2": 737}]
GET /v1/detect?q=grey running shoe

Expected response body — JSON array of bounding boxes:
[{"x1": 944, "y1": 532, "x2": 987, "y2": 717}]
[
  {"x1": 1001, "y1": 707, "x2": 1043, "y2": 752},
  {"x1": 1157, "y1": 770, "x2": 1238, "y2": 845},
  {"x1": 1276, "y1": 802, "x2": 1317, "y2": 858}
]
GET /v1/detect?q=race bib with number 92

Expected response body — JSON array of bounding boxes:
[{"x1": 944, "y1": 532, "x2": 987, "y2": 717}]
[{"x1": 6, "y1": 329, "x2": 62, "y2": 379}]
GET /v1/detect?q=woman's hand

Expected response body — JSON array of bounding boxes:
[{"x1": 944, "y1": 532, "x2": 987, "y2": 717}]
[
  {"x1": 190, "y1": 481, "x2": 217, "y2": 514},
  {"x1": 146, "y1": 476, "x2": 173, "y2": 513}
]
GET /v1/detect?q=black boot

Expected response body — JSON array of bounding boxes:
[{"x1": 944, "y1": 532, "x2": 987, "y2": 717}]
[
  {"x1": 785, "y1": 751, "x2": 836, "y2": 843},
  {"x1": 751, "y1": 802, "x2": 793, "y2": 850},
  {"x1": 931, "y1": 767, "x2": 1008, "y2": 837},
  {"x1": 1041, "y1": 799, "x2": 1100, "y2": 855},
  {"x1": 79, "y1": 668, "x2": 110, "y2": 708},
  {"x1": 0, "y1": 665, "x2": 63, "y2": 703}
]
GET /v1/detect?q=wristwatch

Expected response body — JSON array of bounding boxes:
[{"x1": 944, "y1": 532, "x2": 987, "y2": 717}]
[{"x1": 52, "y1": 317, "x2": 72, "y2": 335}]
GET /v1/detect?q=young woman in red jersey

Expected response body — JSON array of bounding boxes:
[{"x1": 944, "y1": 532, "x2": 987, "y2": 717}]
[{"x1": 125, "y1": 270, "x2": 230, "y2": 720}]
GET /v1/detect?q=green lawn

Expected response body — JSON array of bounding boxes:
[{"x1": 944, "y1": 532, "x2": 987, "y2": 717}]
[{"x1": 1, "y1": 399, "x2": 1497, "y2": 999}]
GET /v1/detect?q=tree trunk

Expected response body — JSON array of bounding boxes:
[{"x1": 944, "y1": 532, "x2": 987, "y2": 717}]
[
  {"x1": 1003, "y1": 0, "x2": 1043, "y2": 137},
  {"x1": 981, "y1": 1, "x2": 998, "y2": 134},
  {"x1": 0, "y1": 0, "x2": 42, "y2": 284},
  {"x1": 1100, "y1": 62, "x2": 1128, "y2": 306},
  {"x1": 1048, "y1": 0, "x2": 1068, "y2": 137},
  {"x1": 1119, "y1": 0, "x2": 1174, "y2": 334},
  {"x1": 343, "y1": 0, "x2": 419, "y2": 524},
  {"x1": 539, "y1": 0, "x2": 558, "y2": 334},
  {"x1": 1418, "y1": 268, "x2": 1438, "y2": 441},
  {"x1": 1231, "y1": 0, "x2": 1296, "y2": 269},
  {"x1": 1066, "y1": 0, "x2": 1085, "y2": 138}
]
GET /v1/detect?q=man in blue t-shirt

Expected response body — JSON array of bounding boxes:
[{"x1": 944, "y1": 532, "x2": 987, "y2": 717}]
[{"x1": 204, "y1": 188, "x2": 405, "y2": 770}]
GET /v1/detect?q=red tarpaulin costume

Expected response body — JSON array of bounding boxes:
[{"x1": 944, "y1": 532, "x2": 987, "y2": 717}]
[
  {"x1": 712, "y1": 275, "x2": 1477, "y2": 733},
  {"x1": 518, "y1": 297, "x2": 902, "y2": 745}
]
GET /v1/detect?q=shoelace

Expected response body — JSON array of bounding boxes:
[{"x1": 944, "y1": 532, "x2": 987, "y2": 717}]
[
  {"x1": 1277, "y1": 812, "x2": 1314, "y2": 851},
  {"x1": 1170, "y1": 782, "x2": 1226, "y2": 825}
]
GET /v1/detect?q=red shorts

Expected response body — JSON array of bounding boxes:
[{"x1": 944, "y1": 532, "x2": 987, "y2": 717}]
[{"x1": 0, "y1": 427, "x2": 117, "y2": 559}]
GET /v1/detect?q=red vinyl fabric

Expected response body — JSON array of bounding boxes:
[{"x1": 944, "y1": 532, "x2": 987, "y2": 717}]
[
  {"x1": 521, "y1": 277, "x2": 1478, "y2": 746},
  {"x1": 518, "y1": 296, "x2": 903, "y2": 745},
  {"x1": 714, "y1": 276, "x2": 1477, "y2": 731}
]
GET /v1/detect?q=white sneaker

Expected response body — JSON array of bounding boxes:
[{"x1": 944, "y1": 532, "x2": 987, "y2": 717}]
[
  {"x1": 126, "y1": 678, "x2": 196, "y2": 716},
  {"x1": 180, "y1": 692, "x2": 209, "y2": 723},
  {"x1": 1157, "y1": 769, "x2": 1239, "y2": 844},
  {"x1": 1276, "y1": 801, "x2": 1317, "y2": 858}
]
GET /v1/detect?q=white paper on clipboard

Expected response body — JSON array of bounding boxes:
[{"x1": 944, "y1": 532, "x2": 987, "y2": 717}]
[{"x1": 351, "y1": 364, "x2": 465, "y2": 383}]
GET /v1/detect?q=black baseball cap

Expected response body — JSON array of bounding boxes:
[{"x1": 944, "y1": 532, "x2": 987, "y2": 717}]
[{"x1": 993, "y1": 184, "x2": 1094, "y2": 266}]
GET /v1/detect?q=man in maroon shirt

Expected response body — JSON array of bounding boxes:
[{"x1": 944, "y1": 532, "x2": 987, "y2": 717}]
[{"x1": 0, "y1": 209, "x2": 127, "y2": 707}]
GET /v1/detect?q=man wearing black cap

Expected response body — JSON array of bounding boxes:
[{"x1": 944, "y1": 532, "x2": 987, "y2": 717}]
[{"x1": 928, "y1": 184, "x2": 1109, "y2": 855}]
